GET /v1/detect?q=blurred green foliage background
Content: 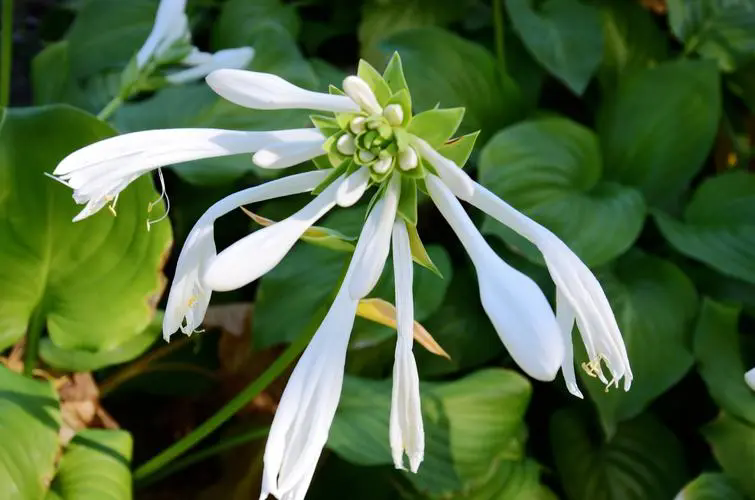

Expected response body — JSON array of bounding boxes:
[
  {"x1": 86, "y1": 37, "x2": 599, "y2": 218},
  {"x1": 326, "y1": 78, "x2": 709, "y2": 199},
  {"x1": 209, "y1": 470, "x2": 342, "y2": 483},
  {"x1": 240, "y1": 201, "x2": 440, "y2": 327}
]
[{"x1": 1, "y1": 0, "x2": 754, "y2": 498}]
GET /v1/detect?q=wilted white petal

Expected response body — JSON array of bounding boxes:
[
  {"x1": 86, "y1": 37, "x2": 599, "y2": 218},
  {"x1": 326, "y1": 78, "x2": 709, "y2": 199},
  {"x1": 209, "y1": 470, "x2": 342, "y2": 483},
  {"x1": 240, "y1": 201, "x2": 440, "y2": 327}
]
[
  {"x1": 207, "y1": 69, "x2": 359, "y2": 112},
  {"x1": 204, "y1": 176, "x2": 349, "y2": 291},
  {"x1": 342, "y1": 75, "x2": 382, "y2": 115},
  {"x1": 348, "y1": 174, "x2": 400, "y2": 299},
  {"x1": 253, "y1": 130, "x2": 326, "y2": 169},
  {"x1": 746, "y1": 367, "x2": 755, "y2": 391},
  {"x1": 426, "y1": 175, "x2": 563, "y2": 381},
  {"x1": 460, "y1": 180, "x2": 633, "y2": 391},
  {"x1": 162, "y1": 170, "x2": 330, "y2": 341},
  {"x1": 166, "y1": 47, "x2": 255, "y2": 84},
  {"x1": 390, "y1": 221, "x2": 424, "y2": 473},
  {"x1": 53, "y1": 127, "x2": 321, "y2": 220},
  {"x1": 336, "y1": 167, "x2": 370, "y2": 207},
  {"x1": 410, "y1": 136, "x2": 474, "y2": 198},
  {"x1": 136, "y1": 0, "x2": 188, "y2": 68},
  {"x1": 556, "y1": 289, "x2": 583, "y2": 398}
]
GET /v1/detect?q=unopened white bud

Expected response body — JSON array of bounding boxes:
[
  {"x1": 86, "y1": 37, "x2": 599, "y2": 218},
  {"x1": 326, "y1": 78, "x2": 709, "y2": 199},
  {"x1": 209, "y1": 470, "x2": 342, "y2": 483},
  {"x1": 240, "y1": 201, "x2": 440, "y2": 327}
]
[
  {"x1": 398, "y1": 147, "x2": 418, "y2": 171},
  {"x1": 358, "y1": 150, "x2": 376, "y2": 163},
  {"x1": 343, "y1": 76, "x2": 382, "y2": 115},
  {"x1": 350, "y1": 116, "x2": 366, "y2": 134},
  {"x1": 336, "y1": 134, "x2": 356, "y2": 155},
  {"x1": 373, "y1": 155, "x2": 393, "y2": 174},
  {"x1": 383, "y1": 104, "x2": 404, "y2": 126}
]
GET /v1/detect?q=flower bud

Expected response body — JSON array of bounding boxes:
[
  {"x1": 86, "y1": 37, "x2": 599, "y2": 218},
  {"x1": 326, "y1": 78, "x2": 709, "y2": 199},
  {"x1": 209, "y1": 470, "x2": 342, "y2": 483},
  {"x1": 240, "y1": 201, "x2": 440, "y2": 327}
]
[
  {"x1": 383, "y1": 104, "x2": 404, "y2": 126},
  {"x1": 373, "y1": 155, "x2": 393, "y2": 174},
  {"x1": 343, "y1": 76, "x2": 382, "y2": 115},
  {"x1": 398, "y1": 147, "x2": 418, "y2": 171},
  {"x1": 358, "y1": 150, "x2": 376, "y2": 163},
  {"x1": 350, "y1": 116, "x2": 366, "y2": 134},
  {"x1": 336, "y1": 134, "x2": 356, "y2": 155}
]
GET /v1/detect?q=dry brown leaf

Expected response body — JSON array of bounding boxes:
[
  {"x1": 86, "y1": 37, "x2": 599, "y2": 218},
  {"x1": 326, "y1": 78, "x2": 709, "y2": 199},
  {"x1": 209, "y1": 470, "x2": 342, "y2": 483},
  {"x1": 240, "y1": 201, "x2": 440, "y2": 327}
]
[{"x1": 356, "y1": 298, "x2": 451, "y2": 359}]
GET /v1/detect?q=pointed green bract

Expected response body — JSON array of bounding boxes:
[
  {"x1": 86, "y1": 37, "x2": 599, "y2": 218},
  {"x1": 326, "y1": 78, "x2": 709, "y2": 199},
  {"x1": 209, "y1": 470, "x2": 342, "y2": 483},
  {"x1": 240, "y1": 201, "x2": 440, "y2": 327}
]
[
  {"x1": 357, "y1": 59, "x2": 392, "y2": 105},
  {"x1": 312, "y1": 159, "x2": 350, "y2": 195},
  {"x1": 310, "y1": 114, "x2": 340, "y2": 136},
  {"x1": 407, "y1": 107, "x2": 465, "y2": 148},
  {"x1": 397, "y1": 177, "x2": 418, "y2": 226},
  {"x1": 383, "y1": 52, "x2": 409, "y2": 93},
  {"x1": 437, "y1": 130, "x2": 479, "y2": 167},
  {"x1": 408, "y1": 223, "x2": 443, "y2": 277}
]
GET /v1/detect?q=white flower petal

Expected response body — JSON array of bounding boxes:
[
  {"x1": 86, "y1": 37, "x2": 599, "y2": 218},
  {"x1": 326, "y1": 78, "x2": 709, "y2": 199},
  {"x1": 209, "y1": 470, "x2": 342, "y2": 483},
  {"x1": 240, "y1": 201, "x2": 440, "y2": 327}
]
[
  {"x1": 162, "y1": 169, "x2": 330, "y2": 340},
  {"x1": 460, "y1": 180, "x2": 633, "y2": 391},
  {"x1": 556, "y1": 288, "x2": 583, "y2": 398},
  {"x1": 336, "y1": 167, "x2": 370, "y2": 207},
  {"x1": 166, "y1": 47, "x2": 255, "y2": 84},
  {"x1": 411, "y1": 136, "x2": 474, "y2": 199},
  {"x1": 253, "y1": 131, "x2": 325, "y2": 169},
  {"x1": 390, "y1": 221, "x2": 424, "y2": 473},
  {"x1": 342, "y1": 75, "x2": 382, "y2": 115},
  {"x1": 206, "y1": 69, "x2": 360, "y2": 112},
  {"x1": 426, "y1": 175, "x2": 563, "y2": 381},
  {"x1": 746, "y1": 367, "x2": 755, "y2": 391},
  {"x1": 203, "y1": 176, "x2": 344, "y2": 292},
  {"x1": 348, "y1": 174, "x2": 400, "y2": 299},
  {"x1": 136, "y1": 0, "x2": 188, "y2": 68}
]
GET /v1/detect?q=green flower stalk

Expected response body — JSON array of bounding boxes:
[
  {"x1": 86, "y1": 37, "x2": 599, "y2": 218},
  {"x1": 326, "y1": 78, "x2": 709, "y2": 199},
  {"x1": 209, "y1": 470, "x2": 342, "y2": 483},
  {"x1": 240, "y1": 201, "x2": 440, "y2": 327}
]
[{"x1": 50, "y1": 53, "x2": 631, "y2": 500}]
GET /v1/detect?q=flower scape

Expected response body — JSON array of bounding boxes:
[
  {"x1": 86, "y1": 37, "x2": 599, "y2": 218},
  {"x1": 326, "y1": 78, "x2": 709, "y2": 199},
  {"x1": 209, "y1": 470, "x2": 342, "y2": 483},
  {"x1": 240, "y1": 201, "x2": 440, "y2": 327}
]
[{"x1": 52, "y1": 54, "x2": 632, "y2": 500}]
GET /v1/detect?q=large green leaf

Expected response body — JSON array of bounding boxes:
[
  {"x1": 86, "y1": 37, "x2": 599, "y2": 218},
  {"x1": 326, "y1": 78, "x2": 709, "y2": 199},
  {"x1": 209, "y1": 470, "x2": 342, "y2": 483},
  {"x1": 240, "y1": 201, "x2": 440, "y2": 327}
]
[
  {"x1": 212, "y1": 0, "x2": 300, "y2": 49},
  {"x1": 676, "y1": 473, "x2": 747, "y2": 500},
  {"x1": 329, "y1": 369, "x2": 537, "y2": 497},
  {"x1": 598, "y1": 0, "x2": 669, "y2": 90},
  {"x1": 693, "y1": 299, "x2": 755, "y2": 425},
  {"x1": 654, "y1": 170, "x2": 755, "y2": 285},
  {"x1": 506, "y1": 0, "x2": 603, "y2": 94},
  {"x1": 65, "y1": 0, "x2": 156, "y2": 79},
  {"x1": 48, "y1": 429, "x2": 132, "y2": 500},
  {"x1": 703, "y1": 414, "x2": 755, "y2": 497},
  {"x1": 479, "y1": 116, "x2": 645, "y2": 267},
  {"x1": 581, "y1": 251, "x2": 698, "y2": 435},
  {"x1": 667, "y1": 0, "x2": 755, "y2": 71},
  {"x1": 598, "y1": 60, "x2": 720, "y2": 205},
  {"x1": 0, "y1": 365, "x2": 61, "y2": 500},
  {"x1": 378, "y1": 27, "x2": 524, "y2": 140},
  {"x1": 551, "y1": 409, "x2": 688, "y2": 500},
  {"x1": 0, "y1": 106, "x2": 171, "y2": 352}
]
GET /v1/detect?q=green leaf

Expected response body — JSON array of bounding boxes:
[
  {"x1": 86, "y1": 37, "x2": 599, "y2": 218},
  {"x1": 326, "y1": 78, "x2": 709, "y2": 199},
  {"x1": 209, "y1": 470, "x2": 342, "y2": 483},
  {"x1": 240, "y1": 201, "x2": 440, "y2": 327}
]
[
  {"x1": 479, "y1": 117, "x2": 645, "y2": 267},
  {"x1": 397, "y1": 177, "x2": 418, "y2": 226},
  {"x1": 653, "y1": 170, "x2": 755, "y2": 285},
  {"x1": 703, "y1": 414, "x2": 755, "y2": 497},
  {"x1": 407, "y1": 224, "x2": 442, "y2": 277},
  {"x1": 357, "y1": 59, "x2": 392, "y2": 106},
  {"x1": 693, "y1": 299, "x2": 755, "y2": 425},
  {"x1": 48, "y1": 429, "x2": 132, "y2": 500},
  {"x1": 39, "y1": 313, "x2": 162, "y2": 372},
  {"x1": 382, "y1": 52, "x2": 409, "y2": 93},
  {"x1": 506, "y1": 0, "x2": 604, "y2": 94},
  {"x1": 212, "y1": 0, "x2": 300, "y2": 49},
  {"x1": 0, "y1": 365, "x2": 61, "y2": 500},
  {"x1": 667, "y1": 0, "x2": 755, "y2": 72},
  {"x1": 329, "y1": 369, "x2": 534, "y2": 496},
  {"x1": 598, "y1": 59, "x2": 720, "y2": 205},
  {"x1": 379, "y1": 27, "x2": 524, "y2": 141},
  {"x1": 676, "y1": 473, "x2": 748, "y2": 500},
  {"x1": 436, "y1": 131, "x2": 479, "y2": 168},
  {"x1": 0, "y1": 106, "x2": 171, "y2": 352},
  {"x1": 597, "y1": 0, "x2": 669, "y2": 90},
  {"x1": 582, "y1": 251, "x2": 698, "y2": 435},
  {"x1": 65, "y1": 0, "x2": 156, "y2": 79},
  {"x1": 551, "y1": 409, "x2": 688, "y2": 500},
  {"x1": 407, "y1": 107, "x2": 465, "y2": 149}
]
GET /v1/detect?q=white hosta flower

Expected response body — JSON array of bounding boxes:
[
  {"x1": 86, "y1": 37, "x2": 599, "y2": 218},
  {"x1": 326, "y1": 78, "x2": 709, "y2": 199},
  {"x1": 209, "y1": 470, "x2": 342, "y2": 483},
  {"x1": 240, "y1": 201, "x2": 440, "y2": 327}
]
[
  {"x1": 52, "y1": 128, "x2": 325, "y2": 221},
  {"x1": 162, "y1": 170, "x2": 330, "y2": 340},
  {"x1": 136, "y1": 0, "x2": 189, "y2": 68},
  {"x1": 165, "y1": 47, "x2": 255, "y2": 85},
  {"x1": 746, "y1": 367, "x2": 755, "y2": 391},
  {"x1": 426, "y1": 175, "x2": 564, "y2": 381},
  {"x1": 390, "y1": 221, "x2": 424, "y2": 472},
  {"x1": 260, "y1": 187, "x2": 395, "y2": 500}
]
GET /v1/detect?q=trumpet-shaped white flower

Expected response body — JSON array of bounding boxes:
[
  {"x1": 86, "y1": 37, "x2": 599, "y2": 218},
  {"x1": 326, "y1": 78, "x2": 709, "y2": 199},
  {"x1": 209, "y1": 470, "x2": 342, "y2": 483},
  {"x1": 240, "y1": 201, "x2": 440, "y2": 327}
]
[
  {"x1": 53, "y1": 55, "x2": 631, "y2": 500},
  {"x1": 746, "y1": 367, "x2": 755, "y2": 391},
  {"x1": 136, "y1": 0, "x2": 189, "y2": 68},
  {"x1": 166, "y1": 47, "x2": 255, "y2": 85}
]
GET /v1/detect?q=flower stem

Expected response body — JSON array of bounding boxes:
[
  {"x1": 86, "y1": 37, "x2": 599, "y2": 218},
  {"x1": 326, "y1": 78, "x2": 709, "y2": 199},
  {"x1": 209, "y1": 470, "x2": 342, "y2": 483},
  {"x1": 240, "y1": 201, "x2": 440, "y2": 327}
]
[
  {"x1": 97, "y1": 94, "x2": 124, "y2": 122},
  {"x1": 23, "y1": 306, "x2": 45, "y2": 377},
  {"x1": 493, "y1": 0, "x2": 506, "y2": 73},
  {"x1": 136, "y1": 426, "x2": 269, "y2": 488},
  {"x1": 0, "y1": 0, "x2": 13, "y2": 107},
  {"x1": 132, "y1": 322, "x2": 315, "y2": 482}
]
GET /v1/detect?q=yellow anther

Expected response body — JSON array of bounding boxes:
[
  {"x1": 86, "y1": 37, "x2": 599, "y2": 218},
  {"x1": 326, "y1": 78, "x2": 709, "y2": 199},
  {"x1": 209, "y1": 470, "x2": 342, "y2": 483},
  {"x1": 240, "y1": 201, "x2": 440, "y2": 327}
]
[{"x1": 187, "y1": 296, "x2": 197, "y2": 307}]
